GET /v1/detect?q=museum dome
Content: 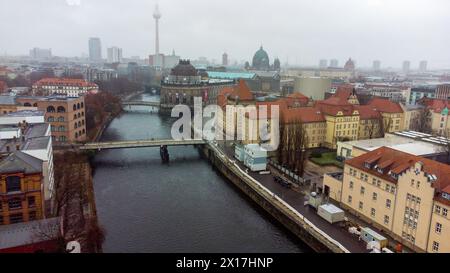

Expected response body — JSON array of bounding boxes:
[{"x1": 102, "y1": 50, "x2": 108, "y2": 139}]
[{"x1": 171, "y1": 60, "x2": 198, "y2": 76}]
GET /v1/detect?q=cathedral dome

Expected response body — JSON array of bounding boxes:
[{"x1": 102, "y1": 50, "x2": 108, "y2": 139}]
[
  {"x1": 252, "y1": 46, "x2": 270, "y2": 70},
  {"x1": 344, "y1": 58, "x2": 355, "y2": 70}
]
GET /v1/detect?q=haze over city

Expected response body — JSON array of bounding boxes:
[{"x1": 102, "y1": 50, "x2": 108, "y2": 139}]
[{"x1": 1, "y1": 0, "x2": 450, "y2": 68}]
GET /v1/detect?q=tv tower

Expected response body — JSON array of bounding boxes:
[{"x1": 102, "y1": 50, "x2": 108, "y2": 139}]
[{"x1": 153, "y1": 4, "x2": 161, "y2": 56}]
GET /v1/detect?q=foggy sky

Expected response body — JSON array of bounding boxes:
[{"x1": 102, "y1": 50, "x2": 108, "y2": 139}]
[{"x1": 1, "y1": 0, "x2": 450, "y2": 69}]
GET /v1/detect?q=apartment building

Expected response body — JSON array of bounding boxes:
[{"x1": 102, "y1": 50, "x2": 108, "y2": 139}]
[
  {"x1": 0, "y1": 111, "x2": 55, "y2": 215},
  {"x1": 324, "y1": 147, "x2": 450, "y2": 252},
  {"x1": 16, "y1": 96, "x2": 87, "y2": 143},
  {"x1": 32, "y1": 78, "x2": 98, "y2": 97}
]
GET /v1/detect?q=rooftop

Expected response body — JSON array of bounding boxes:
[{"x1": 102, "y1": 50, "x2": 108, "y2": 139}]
[
  {"x1": 0, "y1": 150, "x2": 43, "y2": 174},
  {"x1": 206, "y1": 71, "x2": 257, "y2": 80},
  {"x1": 0, "y1": 217, "x2": 61, "y2": 250},
  {"x1": 341, "y1": 132, "x2": 442, "y2": 156}
]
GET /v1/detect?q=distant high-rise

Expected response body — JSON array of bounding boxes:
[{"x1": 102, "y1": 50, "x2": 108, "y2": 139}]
[
  {"x1": 373, "y1": 60, "x2": 381, "y2": 71},
  {"x1": 330, "y1": 59, "x2": 338, "y2": 68},
  {"x1": 107, "y1": 47, "x2": 123, "y2": 63},
  {"x1": 402, "y1": 60, "x2": 410, "y2": 74},
  {"x1": 29, "y1": 48, "x2": 52, "y2": 59},
  {"x1": 319, "y1": 59, "x2": 328, "y2": 68},
  {"x1": 222, "y1": 52, "x2": 228, "y2": 66},
  {"x1": 419, "y1": 60, "x2": 427, "y2": 72},
  {"x1": 89, "y1": 37, "x2": 102, "y2": 62}
]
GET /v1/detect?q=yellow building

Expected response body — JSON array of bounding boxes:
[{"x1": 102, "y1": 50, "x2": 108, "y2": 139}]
[
  {"x1": 324, "y1": 146, "x2": 450, "y2": 252},
  {"x1": 0, "y1": 151, "x2": 45, "y2": 226}
]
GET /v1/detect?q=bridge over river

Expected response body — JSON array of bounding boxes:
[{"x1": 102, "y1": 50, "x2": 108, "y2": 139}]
[{"x1": 79, "y1": 139, "x2": 205, "y2": 150}]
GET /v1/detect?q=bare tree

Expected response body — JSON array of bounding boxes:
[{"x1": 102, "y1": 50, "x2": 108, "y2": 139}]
[
  {"x1": 278, "y1": 119, "x2": 309, "y2": 176},
  {"x1": 379, "y1": 116, "x2": 393, "y2": 137},
  {"x1": 438, "y1": 129, "x2": 450, "y2": 164},
  {"x1": 410, "y1": 109, "x2": 432, "y2": 133}
]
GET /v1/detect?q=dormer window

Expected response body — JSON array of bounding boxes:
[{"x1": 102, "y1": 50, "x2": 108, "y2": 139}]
[
  {"x1": 364, "y1": 162, "x2": 371, "y2": 169},
  {"x1": 377, "y1": 167, "x2": 384, "y2": 174},
  {"x1": 442, "y1": 192, "x2": 450, "y2": 201}
]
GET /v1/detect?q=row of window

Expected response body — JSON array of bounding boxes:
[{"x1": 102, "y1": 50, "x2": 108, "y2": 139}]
[
  {"x1": 434, "y1": 204, "x2": 449, "y2": 218},
  {"x1": 347, "y1": 196, "x2": 391, "y2": 225},
  {"x1": 348, "y1": 167, "x2": 396, "y2": 194},
  {"x1": 74, "y1": 120, "x2": 85, "y2": 129},
  {"x1": 336, "y1": 123, "x2": 357, "y2": 130},
  {"x1": 46, "y1": 102, "x2": 84, "y2": 113},
  {"x1": 75, "y1": 129, "x2": 86, "y2": 139},
  {"x1": 0, "y1": 197, "x2": 36, "y2": 211},
  {"x1": 0, "y1": 212, "x2": 37, "y2": 225}
]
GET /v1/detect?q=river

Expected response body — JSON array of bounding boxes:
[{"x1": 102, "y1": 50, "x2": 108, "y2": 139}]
[{"x1": 92, "y1": 93, "x2": 310, "y2": 253}]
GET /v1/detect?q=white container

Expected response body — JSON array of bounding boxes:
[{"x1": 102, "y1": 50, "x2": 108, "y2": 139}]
[
  {"x1": 317, "y1": 204, "x2": 345, "y2": 224},
  {"x1": 243, "y1": 144, "x2": 267, "y2": 171}
]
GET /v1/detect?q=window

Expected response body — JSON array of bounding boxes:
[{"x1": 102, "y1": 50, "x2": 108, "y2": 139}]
[
  {"x1": 57, "y1": 106, "x2": 66, "y2": 113},
  {"x1": 0, "y1": 216, "x2": 3, "y2": 225},
  {"x1": 349, "y1": 181, "x2": 353, "y2": 189},
  {"x1": 9, "y1": 213, "x2": 23, "y2": 224},
  {"x1": 28, "y1": 196, "x2": 36, "y2": 208},
  {"x1": 384, "y1": 215, "x2": 390, "y2": 225},
  {"x1": 47, "y1": 106, "x2": 55, "y2": 112},
  {"x1": 360, "y1": 186, "x2": 365, "y2": 195},
  {"x1": 371, "y1": 208, "x2": 376, "y2": 217},
  {"x1": 432, "y1": 241, "x2": 439, "y2": 252},
  {"x1": 443, "y1": 208, "x2": 448, "y2": 217},
  {"x1": 416, "y1": 181, "x2": 420, "y2": 189},
  {"x1": 377, "y1": 180, "x2": 381, "y2": 187},
  {"x1": 386, "y1": 184, "x2": 391, "y2": 192},
  {"x1": 29, "y1": 211, "x2": 37, "y2": 221},
  {"x1": 390, "y1": 186, "x2": 396, "y2": 194},
  {"x1": 58, "y1": 116, "x2": 65, "y2": 122},
  {"x1": 8, "y1": 198, "x2": 22, "y2": 210},
  {"x1": 359, "y1": 201, "x2": 363, "y2": 210},
  {"x1": 47, "y1": 116, "x2": 55, "y2": 122},
  {"x1": 435, "y1": 205, "x2": 441, "y2": 214},
  {"x1": 436, "y1": 223, "x2": 442, "y2": 234},
  {"x1": 411, "y1": 179, "x2": 415, "y2": 187},
  {"x1": 348, "y1": 195, "x2": 352, "y2": 204},
  {"x1": 6, "y1": 176, "x2": 21, "y2": 192},
  {"x1": 372, "y1": 192, "x2": 377, "y2": 201},
  {"x1": 386, "y1": 199, "x2": 391, "y2": 209}
]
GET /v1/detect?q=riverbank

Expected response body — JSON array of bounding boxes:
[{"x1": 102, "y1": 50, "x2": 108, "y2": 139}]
[{"x1": 200, "y1": 142, "x2": 366, "y2": 253}]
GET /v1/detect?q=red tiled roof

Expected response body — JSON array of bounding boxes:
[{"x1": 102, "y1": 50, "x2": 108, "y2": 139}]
[
  {"x1": 282, "y1": 92, "x2": 309, "y2": 108},
  {"x1": 218, "y1": 79, "x2": 254, "y2": 103},
  {"x1": 315, "y1": 97, "x2": 355, "y2": 116},
  {"x1": 346, "y1": 147, "x2": 450, "y2": 198},
  {"x1": 281, "y1": 107, "x2": 325, "y2": 124},
  {"x1": 354, "y1": 105, "x2": 381, "y2": 119},
  {"x1": 419, "y1": 98, "x2": 450, "y2": 113},
  {"x1": 34, "y1": 78, "x2": 98, "y2": 88},
  {"x1": 368, "y1": 98, "x2": 403, "y2": 113}
]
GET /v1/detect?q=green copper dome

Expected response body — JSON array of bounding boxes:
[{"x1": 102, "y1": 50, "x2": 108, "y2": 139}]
[{"x1": 252, "y1": 46, "x2": 270, "y2": 70}]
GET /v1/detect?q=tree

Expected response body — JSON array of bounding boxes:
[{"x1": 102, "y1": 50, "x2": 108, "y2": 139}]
[
  {"x1": 410, "y1": 109, "x2": 432, "y2": 133},
  {"x1": 379, "y1": 116, "x2": 393, "y2": 137},
  {"x1": 278, "y1": 119, "x2": 309, "y2": 176},
  {"x1": 438, "y1": 129, "x2": 450, "y2": 164}
]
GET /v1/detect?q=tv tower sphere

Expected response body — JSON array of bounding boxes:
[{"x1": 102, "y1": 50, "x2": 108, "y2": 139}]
[{"x1": 153, "y1": 5, "x2": 161, "y2": 19}]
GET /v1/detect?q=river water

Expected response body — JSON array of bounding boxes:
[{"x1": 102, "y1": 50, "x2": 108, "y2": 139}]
[{"x1": 92, "y1": 93, "x2": 310, "y2": 253}]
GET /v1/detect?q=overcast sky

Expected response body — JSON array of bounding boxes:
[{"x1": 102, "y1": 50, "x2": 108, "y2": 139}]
[{"x1": 1, "y1": 0, "x2": 449, "y2": 69}]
